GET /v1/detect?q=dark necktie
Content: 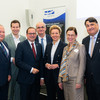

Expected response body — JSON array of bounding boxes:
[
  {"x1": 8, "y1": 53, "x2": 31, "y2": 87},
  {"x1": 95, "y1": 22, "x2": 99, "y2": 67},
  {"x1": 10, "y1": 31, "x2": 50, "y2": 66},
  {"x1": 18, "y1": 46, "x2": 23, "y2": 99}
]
[
  {"x1": 41, "y1": 38, "x2": 44, "y2": 56},
  {"x1": 0, "y1": 42, "x2": 8, "y2": 57},
  {"x1": 31, "y1": 43, "x2": 36, "y2": 59}
]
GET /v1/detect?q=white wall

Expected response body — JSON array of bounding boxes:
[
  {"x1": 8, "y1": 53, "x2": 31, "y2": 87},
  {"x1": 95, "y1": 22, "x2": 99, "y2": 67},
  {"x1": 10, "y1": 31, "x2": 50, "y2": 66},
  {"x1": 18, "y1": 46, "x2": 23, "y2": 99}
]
[
  {"x1": 30, "y1": 0, "x2": 100, "y2": 43},
  {"x1": 1, "y1": 0, "x2": 100, "y2": 42},
  {"x1": 0, "y1": 0, "x2": 30, "y2": 36}
]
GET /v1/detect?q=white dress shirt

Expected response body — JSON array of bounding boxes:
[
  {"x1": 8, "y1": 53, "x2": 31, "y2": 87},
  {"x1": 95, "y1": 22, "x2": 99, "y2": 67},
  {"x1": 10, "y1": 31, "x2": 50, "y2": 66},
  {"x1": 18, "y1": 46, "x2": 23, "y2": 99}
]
[
  {"x1": 11, "y1": 34, "x2": 21, "y2": 62},
  {"x1": 38, "y1": 35, "x2": 47, "y2": 52},
  {"x1": 51, "y1": 39, "x2": 60, "y2": 64}
]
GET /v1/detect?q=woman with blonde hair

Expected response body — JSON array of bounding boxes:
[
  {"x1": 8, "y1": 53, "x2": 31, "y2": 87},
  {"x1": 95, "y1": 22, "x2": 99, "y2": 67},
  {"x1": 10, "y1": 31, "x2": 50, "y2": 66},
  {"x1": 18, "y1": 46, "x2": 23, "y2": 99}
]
[{"x1": 44, "y1": 25, "x2": 67, "y2": 100}]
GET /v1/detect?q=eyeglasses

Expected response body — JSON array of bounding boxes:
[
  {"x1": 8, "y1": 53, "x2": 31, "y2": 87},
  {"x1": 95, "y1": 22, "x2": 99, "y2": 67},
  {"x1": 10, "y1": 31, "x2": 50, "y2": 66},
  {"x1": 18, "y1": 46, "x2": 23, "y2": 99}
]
[
  {"x1": 67, "y1": 34, "x2": 76, "y2": 37},
  {"x1": 28, "y1": 33, "x2": 36, "y2": 35},
  {"x1": 37, "y1": 26, "x2": 45, "y2": 29}
]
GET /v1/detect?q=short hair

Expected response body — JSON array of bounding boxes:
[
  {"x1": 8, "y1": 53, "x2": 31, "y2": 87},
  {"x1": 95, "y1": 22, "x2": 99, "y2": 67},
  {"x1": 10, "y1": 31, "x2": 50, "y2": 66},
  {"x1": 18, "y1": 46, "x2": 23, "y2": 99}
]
[
  {"x1": 84, "y1": 17, "x2": 98, "y2": 25},
  {"x1": 10, "y1": 20, "x2": 21, "y2": 27},
  {"x1": 49, "y1": 25, "x2": 62, "y2": 35},
  {"x1": 66, "y1": 27, "x2": 77, "y2": 35},
  {"x1": 26, "y1": 27, "x2": 36, "y2": 34},
  {"x1": 36, "y1": 22, "x2": 46, "y2": 28}
]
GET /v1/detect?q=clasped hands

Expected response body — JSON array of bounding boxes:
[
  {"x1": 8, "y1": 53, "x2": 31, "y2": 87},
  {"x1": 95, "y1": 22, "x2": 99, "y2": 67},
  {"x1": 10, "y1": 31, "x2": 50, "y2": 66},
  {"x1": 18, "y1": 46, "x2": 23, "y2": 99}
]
[{"x1": 45, "y1": 63, "x2": 59, "y2": 70}]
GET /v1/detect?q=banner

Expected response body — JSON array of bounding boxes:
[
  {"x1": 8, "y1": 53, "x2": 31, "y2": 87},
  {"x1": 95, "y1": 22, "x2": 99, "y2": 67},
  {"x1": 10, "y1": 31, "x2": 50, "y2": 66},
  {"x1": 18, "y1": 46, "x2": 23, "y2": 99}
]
[{"x1": 43, "y1": 6, "x2": 66, "y2": 42}]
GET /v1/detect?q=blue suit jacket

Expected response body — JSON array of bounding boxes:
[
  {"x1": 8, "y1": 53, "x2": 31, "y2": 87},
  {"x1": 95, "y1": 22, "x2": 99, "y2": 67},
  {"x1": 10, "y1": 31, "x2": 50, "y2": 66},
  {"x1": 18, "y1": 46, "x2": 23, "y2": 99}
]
[
  {"x1": 82, "y1": 31, "x2": 100, "y2": 84},
  {"x1": 15, "y1": 40, "x2": 43, "y2": 84},
  {"x1": 0, "y1": 41, "x2": 11, "y2": 86},
  {"x1": 44, "y1": 40, "x2": 67, "y2": 83}
]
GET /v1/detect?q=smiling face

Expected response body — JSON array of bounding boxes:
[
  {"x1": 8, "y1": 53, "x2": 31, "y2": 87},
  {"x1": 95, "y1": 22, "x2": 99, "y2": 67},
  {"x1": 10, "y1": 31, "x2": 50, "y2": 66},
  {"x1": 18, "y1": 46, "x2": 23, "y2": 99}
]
[
  {"x1": 26, "y1": 28, "x2": 37, "y2": 42},
  {"x1": 66, "y1": 30, "x2": 77, "y2": 44},
  {"x1": 85, "y1": 21, "x2": 99, "y2": 36},
  {"x1": 50, "y1": 29, "x2": 60, "y2": 42},
  {"x1": 11, "y1": 23, "x2": 20, "y2": 35},
  {"x1": 36, "y1": 22, "x2": 46, "y2": 37},
  {"x1": 0, "y1": 25, "x2": 5, "y2": 42}
]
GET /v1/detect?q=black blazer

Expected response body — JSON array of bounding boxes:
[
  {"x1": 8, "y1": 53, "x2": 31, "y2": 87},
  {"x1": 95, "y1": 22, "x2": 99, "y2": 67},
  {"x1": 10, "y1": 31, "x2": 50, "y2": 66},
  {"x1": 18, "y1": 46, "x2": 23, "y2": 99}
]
[
  {"x1": 82, "y1": 31, "x2": 100, "y2": 84},
  {"x1": 0, "y1": 41, "x2": 11, "y2": 86},
  {"x1": 44, "y1": 40, "x2": 67, "y2": 83},
  {"x1": 15, "y1": 40, "x2": 43, "y2": 84}
]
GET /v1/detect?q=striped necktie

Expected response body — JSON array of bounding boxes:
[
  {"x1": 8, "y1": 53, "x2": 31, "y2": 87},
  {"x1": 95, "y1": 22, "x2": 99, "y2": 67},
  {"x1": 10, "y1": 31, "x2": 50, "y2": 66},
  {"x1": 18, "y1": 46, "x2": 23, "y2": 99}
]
[{"x1": 0, "y1": 42, "x2": 8, "y2": 57}]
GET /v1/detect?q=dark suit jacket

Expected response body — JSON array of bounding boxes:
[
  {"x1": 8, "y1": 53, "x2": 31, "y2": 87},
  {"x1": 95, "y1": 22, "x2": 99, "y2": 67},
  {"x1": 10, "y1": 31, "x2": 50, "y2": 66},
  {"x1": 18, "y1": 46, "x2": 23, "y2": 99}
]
[
  {"x1": 82, "y1": 31, "x2": 100, "y2": 84},
  {"x1": 15, "y1": 40, "x2": 43, "y2": 84},
  {"x1": 0, "y1": 41, "x2": 11, "y2": 86},
  {"x1": 44, "y1": 40, "x2": 67, "y2": 83}
]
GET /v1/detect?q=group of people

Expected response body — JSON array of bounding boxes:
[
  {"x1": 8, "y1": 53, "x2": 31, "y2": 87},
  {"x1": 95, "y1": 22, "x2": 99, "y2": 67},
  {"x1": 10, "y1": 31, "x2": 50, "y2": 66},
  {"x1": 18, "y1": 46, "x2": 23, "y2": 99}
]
[{"x1": 0, "y1": 16, "x2": 100, "y2": 100}]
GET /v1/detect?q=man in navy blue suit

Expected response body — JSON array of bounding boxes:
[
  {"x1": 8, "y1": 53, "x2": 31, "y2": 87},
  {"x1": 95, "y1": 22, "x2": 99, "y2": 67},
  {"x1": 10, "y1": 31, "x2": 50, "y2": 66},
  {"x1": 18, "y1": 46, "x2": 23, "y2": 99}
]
[
  {"x1": 35, "y1": 22, "x2": 52, "y2": 85},
  {"x1": 0, "y1": 25, "x2": 11, "y2": 100},
  {"x1": 82, "y1": 17, "x2": 100, "y2": 100},
  {"x1": 15, "y1": 27, "x2": 43, "y2": 100}
]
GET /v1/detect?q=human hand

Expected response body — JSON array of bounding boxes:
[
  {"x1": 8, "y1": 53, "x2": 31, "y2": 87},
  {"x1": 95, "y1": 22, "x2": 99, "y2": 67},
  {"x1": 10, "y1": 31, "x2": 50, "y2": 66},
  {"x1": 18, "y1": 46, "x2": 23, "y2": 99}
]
[
  {"x1": 32, "y1": 68, "x2": 39, "y2": 74},
  {"x1": 8, "y1": 75, "x2": 11, "y2": 82},
  {"x1": 40, "y1": 79, "x2": 44, "y2": 86},
  {"x1": 45, "y1": 63, "x2": 52, "y2": 70},
  {"x1": 58, "y1": 82, "x2": 63, "y2": 90},
  {"x1": 51, "y1": 64, "x2": 59, "y2": 69},
  {"x1": 76, "y1": 84, "x2": 81, "y2": 89}
]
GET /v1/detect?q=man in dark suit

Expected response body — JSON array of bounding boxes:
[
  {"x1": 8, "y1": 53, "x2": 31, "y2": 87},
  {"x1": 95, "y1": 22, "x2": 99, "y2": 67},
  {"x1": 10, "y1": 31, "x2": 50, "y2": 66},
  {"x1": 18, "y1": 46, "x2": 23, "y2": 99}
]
[
  {"x1": 15, "y1": 27, "x2": 43, "y2": 100},
  {"x1": 35, "y1": 22, "x2": 52, "y2": 86},
  {"x1": 82, "y1": 17, "x2": 100, "y2": 100},
  {"x1": 0, "y1": 25, "x2": 11, "y2": 100}
]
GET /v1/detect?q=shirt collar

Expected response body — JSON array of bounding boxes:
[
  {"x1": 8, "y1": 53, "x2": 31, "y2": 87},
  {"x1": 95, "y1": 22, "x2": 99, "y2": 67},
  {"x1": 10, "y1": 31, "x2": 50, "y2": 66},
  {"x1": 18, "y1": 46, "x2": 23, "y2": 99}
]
[
  {"x1": 90, "y1": 30, "x2": 99, "y2": 39},
  {"x1": 12, "y1": 33, "x2": 20, "y2": 39},
  {"x1": 52, "y1": 39, "x2": 60, "y2": 46},
  {"x1": 38, "y1": 34, "x2": 46, "y2": 40},
  {"x1": 28, "y1": 40, "x2": 35, "y2": 45}
]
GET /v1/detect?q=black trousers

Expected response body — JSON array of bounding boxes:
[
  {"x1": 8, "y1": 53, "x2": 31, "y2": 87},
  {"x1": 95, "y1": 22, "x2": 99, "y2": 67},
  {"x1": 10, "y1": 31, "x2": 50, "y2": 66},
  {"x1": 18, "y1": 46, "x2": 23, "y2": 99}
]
[
  {"x1": 45, "y1": 74, "x2": 65, "y2": 100},
  {"x1": 20, "y1": 81, "x2": 40, "y2": 100},
  {"x1": 0, "y1": 82, "x2": 9, "y2": 100},
  {"x1": 86, "y1": 76, "x2": 100, "y2": 100}
]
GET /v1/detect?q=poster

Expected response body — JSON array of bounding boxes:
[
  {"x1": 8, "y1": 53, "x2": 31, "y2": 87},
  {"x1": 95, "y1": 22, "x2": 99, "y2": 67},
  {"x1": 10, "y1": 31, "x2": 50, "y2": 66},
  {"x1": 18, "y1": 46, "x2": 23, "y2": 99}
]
[{"x1": 43, "y1": 6, "x2": 66, "y2": 42}]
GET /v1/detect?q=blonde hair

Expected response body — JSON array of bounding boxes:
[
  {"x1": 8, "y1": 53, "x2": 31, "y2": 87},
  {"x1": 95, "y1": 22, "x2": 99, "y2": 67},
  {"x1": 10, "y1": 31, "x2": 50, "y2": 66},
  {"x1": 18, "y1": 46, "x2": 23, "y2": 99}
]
[{"x1": 49, "y1": 25, "x2": 62, "y2": 35}]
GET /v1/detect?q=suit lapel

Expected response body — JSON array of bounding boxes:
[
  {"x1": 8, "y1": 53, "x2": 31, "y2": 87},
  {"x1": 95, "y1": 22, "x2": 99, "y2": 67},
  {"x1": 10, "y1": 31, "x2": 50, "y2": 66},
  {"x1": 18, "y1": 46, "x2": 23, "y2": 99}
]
[
  {"x1": 85, "y1": 36, "x2": 91, "y2": 58},
  {"x1": 25, "y1": 40, "x2": 36, "y2": 60},
  {"x1": 9, "y1": 34, "x2": 16, "y2": 49},
  {"x1": 53, "y1": 40, "x2": 62, "y2": 62},
  {"x1": 35, "y1": 42, "x2": 39, "y2": 60},
  {"x1": 92, "y1": 31, "x2": 100, "y2": 58},
  {"x1": 0, "y1": 41, "x2": 10, "y2": 59}
]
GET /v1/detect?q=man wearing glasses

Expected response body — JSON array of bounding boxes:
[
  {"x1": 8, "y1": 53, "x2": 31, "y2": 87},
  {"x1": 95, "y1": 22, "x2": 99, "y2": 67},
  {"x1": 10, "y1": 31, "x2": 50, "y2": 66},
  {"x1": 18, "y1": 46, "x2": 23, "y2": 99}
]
[
  {"x1": 35, "y1": 22, "x2": 52, "y2": 96},
  {"x1": 15, "y1": 27, "x2": 43, "y2": 100}
]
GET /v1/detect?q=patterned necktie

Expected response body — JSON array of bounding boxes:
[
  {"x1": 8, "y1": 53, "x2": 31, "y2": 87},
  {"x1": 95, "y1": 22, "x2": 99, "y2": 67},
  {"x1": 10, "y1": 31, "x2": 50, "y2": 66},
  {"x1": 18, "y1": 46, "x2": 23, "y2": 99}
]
[
  {"x1": 90, "y1": 36, "x2": 95, "y2": 57},
  {"x1": 41, "y1": 38, "x2": 44, "y2": 56},
  {"x1": 0, "y1": 42, "x2": 8, "y2": 57},
  {"x1": 31, "y1": 43, "x2": 36, "y2": 59}
]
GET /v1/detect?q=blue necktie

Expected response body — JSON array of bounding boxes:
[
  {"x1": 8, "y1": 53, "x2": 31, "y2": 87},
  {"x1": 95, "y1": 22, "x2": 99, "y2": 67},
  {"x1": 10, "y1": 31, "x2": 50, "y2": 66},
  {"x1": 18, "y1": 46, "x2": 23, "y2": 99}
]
[
  {"x1": 41, "y1": 38, "x2": 44, "y2": 56},
  {"x1": 0, "y1": 42, "x2": 8, "y2": 57}
]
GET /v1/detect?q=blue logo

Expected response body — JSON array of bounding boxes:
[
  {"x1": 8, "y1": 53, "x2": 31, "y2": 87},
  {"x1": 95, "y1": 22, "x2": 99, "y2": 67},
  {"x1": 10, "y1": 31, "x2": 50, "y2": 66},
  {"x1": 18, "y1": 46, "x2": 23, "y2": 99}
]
[{"x1": 44, "y1": 10, "x2": 55, "y2": 15}]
